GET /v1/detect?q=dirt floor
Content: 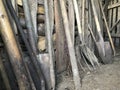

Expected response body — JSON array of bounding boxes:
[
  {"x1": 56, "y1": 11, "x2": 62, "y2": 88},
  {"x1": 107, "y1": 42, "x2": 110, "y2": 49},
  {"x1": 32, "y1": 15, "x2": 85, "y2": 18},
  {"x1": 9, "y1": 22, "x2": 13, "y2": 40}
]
[{"x1": 56, "y1": 55, "x2": 120, "y2": 90}]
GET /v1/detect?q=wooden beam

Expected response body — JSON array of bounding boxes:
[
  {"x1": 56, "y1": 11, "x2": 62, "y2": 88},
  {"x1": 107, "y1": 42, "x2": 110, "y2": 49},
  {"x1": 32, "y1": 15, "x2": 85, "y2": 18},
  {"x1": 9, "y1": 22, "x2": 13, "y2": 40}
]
[{"x1": 108, "y1": 2, "x2": 120, "y2": 9}]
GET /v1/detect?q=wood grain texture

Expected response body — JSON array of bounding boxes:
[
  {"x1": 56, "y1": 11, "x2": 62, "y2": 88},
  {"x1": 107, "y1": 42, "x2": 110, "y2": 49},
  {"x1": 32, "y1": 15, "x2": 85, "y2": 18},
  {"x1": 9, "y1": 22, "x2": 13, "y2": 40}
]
[{"x1": 0, "y1": 1, "x2": 30, "y2": 90}]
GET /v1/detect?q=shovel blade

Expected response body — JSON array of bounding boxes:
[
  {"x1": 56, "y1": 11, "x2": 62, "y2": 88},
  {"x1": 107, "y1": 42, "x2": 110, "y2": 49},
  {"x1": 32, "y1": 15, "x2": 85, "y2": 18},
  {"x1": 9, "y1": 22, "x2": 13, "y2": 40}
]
[
  {"x1": 104, "y1": 42, "x2": 113, "y2": 64},
  {"x1": 96, "y1": 42, "x2": 113, "y2": 64}
]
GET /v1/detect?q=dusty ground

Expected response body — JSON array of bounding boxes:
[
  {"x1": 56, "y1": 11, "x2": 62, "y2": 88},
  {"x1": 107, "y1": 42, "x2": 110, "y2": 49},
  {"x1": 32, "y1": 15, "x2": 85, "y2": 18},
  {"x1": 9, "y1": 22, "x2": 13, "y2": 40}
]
[{"x1": 56, "y1": 56, "x2": 120, "y2": 90}]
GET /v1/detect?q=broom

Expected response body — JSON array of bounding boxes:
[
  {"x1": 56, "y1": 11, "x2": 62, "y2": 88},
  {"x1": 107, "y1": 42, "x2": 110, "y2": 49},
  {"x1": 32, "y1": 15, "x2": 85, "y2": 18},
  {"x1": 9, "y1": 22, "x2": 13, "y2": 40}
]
[{"x1": 72, "y1": 0, "x2": 100, "y2": 69}]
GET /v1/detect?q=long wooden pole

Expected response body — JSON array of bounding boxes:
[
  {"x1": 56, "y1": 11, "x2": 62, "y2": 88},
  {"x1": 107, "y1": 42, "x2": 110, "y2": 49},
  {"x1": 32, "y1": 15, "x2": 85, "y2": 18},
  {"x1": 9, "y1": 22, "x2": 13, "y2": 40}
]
[
  {"x1": 54, "y1": 0, "x2": 67, "y2": 73},
  {"x1": 98, "y1": 0, "x2": 116, "y2": 56},
  {"x1": 59, "y1": 0, "x2": 81, "y2": 90},
  {"x1": 44, "y1": 0, "x2": 55, "y2": 89},
  {"x1": 0, "y1": 56, "x2": 11, "y2": 90},
  {"x1": 0, "y1": 1, "x2": 30, "y2": 90}
]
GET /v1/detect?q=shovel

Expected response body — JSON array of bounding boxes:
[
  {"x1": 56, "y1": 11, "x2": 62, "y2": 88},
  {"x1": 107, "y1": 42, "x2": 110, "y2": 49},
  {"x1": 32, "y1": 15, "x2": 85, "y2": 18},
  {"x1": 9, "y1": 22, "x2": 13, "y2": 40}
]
[
  {"x1": 88, "y1": 25, "x2": 112, "y2": 64},
  {"x1": 90, "y1": 0, "x2": 112, "y2": 64},
  {"x1": 98, "y1": 0, "x2": 116, "y2": 56}
]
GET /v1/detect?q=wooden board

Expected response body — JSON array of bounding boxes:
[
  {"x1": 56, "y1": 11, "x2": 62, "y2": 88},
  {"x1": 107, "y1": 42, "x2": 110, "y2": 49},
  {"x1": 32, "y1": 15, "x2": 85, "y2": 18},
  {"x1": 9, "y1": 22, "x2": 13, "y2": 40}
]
[
  {"x1": 108, "y1": 1, "x2": 113, "y2": 29},
  {"x1": 54, "y1": 0, "x2": 68, "y2": 73},
  {"x1": 117, "y1": 0, "x2": 120, "y2": 34}
]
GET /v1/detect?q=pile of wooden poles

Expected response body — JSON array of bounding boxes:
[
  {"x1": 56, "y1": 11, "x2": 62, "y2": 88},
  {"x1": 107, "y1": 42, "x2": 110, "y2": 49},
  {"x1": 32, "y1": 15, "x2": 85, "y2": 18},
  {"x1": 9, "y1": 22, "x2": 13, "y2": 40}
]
[{"x1": 0, "y1": 0, "x2": 116, "y2": 90}]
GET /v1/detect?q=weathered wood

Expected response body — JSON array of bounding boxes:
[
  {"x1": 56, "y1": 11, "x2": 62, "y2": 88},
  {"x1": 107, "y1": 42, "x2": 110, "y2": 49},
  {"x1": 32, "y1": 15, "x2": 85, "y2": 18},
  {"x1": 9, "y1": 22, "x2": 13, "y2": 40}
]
[
  {"x1": 24, "y1": 62, "x2": 36, "y2": 90},
  {"x1": 108, "y1": 0, "x2": 113, "y2": 30},
  {"x1": 37, "y1": 54, "x2": 51, "y2": 90},
  {"x1": 17, "y1": 0, "x2": 22, "y2": 6},
  {"x1": 37, "y1": 0, "x2": 44, "y2": 5},
  {"x1": 54, "y1": 0, "x2": 68, "y2": 73},
  {"x1": 110, "y1": 19, "x2": 120, "y2": 32},
  {"x1": 88, "y1": 0, "x2": 95, "y2": 51},
  {"x1": 59, "y1": 0, "x2": 81, "y2": 90},
  {"x1": 37, "y1": 14, "x2": 44, "y2": 23},
  {"x1": 28, "y1": 0, "x2": 38, "y2": 39},
  {"x1": 6, "y1": 1, "x2": 46, "y2": 89},
  {"x1": 19, "y1": 14, "x2": 44, "y2": 28},
  {"x1": 112, "y1": 0, "x2": 117, "y2": 45},
  {"x1": 98, "y1": 0, "x2": 116, "y2": 56},
  {"x1": 90, "y1": 0, "x2": 105, "y2": 56},
  {"x1": 108, "y1": 2, "x2": 120, "y2": 9},
  {"x1": 84, "y1": 0, "x2": 89, "y2": 45},
  {"x1": 0, "y1": 1, "x2": 30, "y2": 90},
  {"x1": 1, "y1": 49, "x2": 19, "y2": 90},
  {"x1": 11, "y1": 0, "x2": 18, "y2": 34},
  {"x1": 22, "y1": 0, "x2": 37, "y2": 55},
  {"x1": 0, "y1": 56, "x2": 11, "y2": 90},
  {"x1": 117, "y1": 0, "x2": 120, "y2": 34},
  {"x1": 38, "y1": 34, "x2": 56, "y2": 52},
  {"x1": 48, "y1": 0, "x2": 54, "y2": 35},
  {"x1": 68, "y1": 0, "x2": 75, "y2": 44},
  {"x1": 37, "y1": 24, "x2": 45, "y2": 36},
  {"x1": 17, "y1": 0, "x2": 44, "y2": 6},
  {"x1": 82, "y1": 0, "x2": 86, "y2": 41},
  {"x1": 37, "y1": 5, "x2": 44, "y2": 15},
  {"x1": 44, "y1": 0, "x2": 55, "y2": 89}
]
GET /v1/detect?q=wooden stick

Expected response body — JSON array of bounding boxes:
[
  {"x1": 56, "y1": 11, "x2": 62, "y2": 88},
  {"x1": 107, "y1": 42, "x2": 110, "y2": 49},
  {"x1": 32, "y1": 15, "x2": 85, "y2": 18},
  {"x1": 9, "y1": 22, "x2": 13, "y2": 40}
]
[
  {"x1": 0, "y1": 1, "x2": 30, "y2": 90},
  {"x1": 110, "y1": 19, "x2": 120, "y2": 32},
  {"x1": 72, "y1": 0, "x2": 83, "y2": 42},
  {"x1": 98, "y1": 0, "x2": 116, "y2": 56},
  {"x1": 68, "y1": 0, "x2": 75, "y2": 44},
  {"x1": 11, "y1": 0, "x2": 18, "y2": 34},
  {"x1": 108, "y1": 1, "x2": 113, "y2": 29},
  {"x1": 59, "y1": 0, "x2": 81, "y2": 90},
  {"x1": 54, "y1": 0, "x2": 67, "y2": 73},
  {"x1": 81, "y1": 0, "x2": 86, "y2": 41},
  {"x1": 22, "y1": 0, "x2": 37, "y2": 55},
  {"x1": 0, "y1": 56, "x2": 11, "y2": 90},
  {"x1": 5, "y1": 1, "x2": 46, "y2": 89},
  {"x1": 44, "y1": 0, "x2": 55, "y2": 89},
  {"x1": 108, "y1": 2, "x2": 120, "y2": 9},
  {"x1": 28, "y1": 0, "x2": 38, "y2": 39},
  {"x1": 90, "y1": 0, "x2": 105, "y2": 56},
  {"x1": 48, "y1": 0, "x2": 54, "y2": 35}
]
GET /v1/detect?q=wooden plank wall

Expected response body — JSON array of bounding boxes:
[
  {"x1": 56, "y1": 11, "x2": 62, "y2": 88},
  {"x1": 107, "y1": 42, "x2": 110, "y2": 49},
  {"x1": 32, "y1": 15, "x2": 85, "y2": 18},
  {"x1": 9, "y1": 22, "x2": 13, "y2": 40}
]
[{"x1": 108, "y1": 0, "x2": 120, "y2": 46}]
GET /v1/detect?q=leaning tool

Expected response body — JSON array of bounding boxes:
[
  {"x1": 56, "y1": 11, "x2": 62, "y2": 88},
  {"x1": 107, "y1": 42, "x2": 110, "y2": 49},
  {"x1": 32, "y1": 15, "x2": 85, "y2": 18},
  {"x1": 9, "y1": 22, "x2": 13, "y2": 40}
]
[
  {"x1": 88, "y1": 24, "x2": 112, "y2": 64},
  {"x1": 98, "y1": 0, "x2": 116, "y2": 56},
  {"x1": 0, "y1": 0, "x2": 31, "y2": 89},
  {"x1": 59, "y1": 0, "x2": 81, "y2": 89},
  {"x1": 5, "y1": 0, "x2": 46, "y2": 89},
  {"x1": 90, "y1": 0, "x2": 113, "y2": 64},
  {"x1": 72, "y1": 0, "x2": 100, "y2": 69}
]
